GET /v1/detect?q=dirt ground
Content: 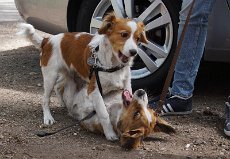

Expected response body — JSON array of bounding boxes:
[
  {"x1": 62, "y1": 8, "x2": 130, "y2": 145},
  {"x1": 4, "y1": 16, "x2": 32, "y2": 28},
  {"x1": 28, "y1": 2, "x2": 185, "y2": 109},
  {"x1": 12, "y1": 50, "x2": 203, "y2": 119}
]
[{"x1": 0, "y1": 22, "x2": 230, "y2": 159}]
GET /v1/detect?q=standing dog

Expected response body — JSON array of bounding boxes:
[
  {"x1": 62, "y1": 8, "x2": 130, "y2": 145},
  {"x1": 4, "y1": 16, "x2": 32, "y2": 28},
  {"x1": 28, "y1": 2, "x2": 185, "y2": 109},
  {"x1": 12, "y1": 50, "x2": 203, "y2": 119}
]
[{"x1": 17, "y1": 13, "x2": 148, "y2": 140}]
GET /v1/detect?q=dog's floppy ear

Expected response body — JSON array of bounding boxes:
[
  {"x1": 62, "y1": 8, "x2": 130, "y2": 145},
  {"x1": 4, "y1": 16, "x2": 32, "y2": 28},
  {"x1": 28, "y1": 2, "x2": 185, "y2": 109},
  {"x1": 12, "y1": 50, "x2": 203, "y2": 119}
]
[
  {"x1": 140, "y1": 32, "x2": 148, "y2": 44},
  {"x1": 153, "y1": 116, "x2": 176, "y2": 134},
  {"x1": 137, "y1": 22, "x2": 148, "y2": 44},
  {"x1": 122, "y1": 128, "x2": 145, "y2": 138},
  {"x1": 120, "y1": 128, "x2": 144, "y2": 149},
  {"x1": 98, "y1": 12, "x2": 116, "y2": 35}
]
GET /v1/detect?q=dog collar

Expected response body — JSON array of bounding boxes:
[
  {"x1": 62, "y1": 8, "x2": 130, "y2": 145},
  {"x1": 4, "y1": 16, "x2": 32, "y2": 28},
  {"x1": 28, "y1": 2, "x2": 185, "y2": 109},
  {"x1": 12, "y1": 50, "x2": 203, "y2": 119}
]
[
  {"x1": 88, "y1": 45, "x2": 125, "y2": 77},
  {"x1": 88, "y1": 45, "x2": 125, "y2": 96}
]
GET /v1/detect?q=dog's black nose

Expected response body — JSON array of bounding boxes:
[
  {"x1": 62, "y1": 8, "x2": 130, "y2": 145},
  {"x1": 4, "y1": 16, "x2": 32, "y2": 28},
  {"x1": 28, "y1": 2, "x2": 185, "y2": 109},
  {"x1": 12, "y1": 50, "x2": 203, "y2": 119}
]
[
  {"x1": 136, "y1": 89, "x2": 146, "y2": 97},
  {"x1": 129, "y1": 49, "x2": 137, "y2": 56}
]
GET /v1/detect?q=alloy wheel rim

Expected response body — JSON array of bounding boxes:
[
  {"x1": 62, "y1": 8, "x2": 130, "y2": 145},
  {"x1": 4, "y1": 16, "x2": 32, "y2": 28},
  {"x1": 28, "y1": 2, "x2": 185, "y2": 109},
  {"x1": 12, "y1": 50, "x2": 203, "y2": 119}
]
[{"x1": 90, "y1": 0, "x2": 174, "y2": 80}]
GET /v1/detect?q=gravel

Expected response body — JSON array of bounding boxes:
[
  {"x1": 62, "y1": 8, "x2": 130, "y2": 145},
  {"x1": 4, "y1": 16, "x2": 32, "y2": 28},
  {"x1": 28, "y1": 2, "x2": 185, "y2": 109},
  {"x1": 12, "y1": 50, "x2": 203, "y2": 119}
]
[{"x1": 0, "y1": 22, "x2": 230, "y2": 159}]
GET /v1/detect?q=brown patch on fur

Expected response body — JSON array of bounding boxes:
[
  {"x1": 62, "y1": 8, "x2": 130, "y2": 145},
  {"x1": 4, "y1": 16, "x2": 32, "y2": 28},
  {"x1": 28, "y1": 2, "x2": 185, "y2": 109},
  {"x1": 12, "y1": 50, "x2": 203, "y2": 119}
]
[
  {"x1": 134, "y1": 22, "x2": 148, "y2": 44},
  {"x1": 107, "y1": 19, "x2": 132, "y2": 54},
  {"x1": 120, "y1": 134, "x2": 142, "y2": 149},
  {"x1": 92, "y1": 123, "x2": 104, "y2": 134},
  {"x1": 61, "y1": 33, "x2": 93, "y2": 79},
  {"x1": 87, "y1": 74, "x2": 96, "y2": 95},
  {"x1": 80, "y1": 122, "x2": 103, "y2": 134},
  {"x1": 73, "y1": 72, "x2": 86, "y2": 92},
  {"x1": 98, "y1": 13, "x2": 132, "y2": 53},
  {"x1": 118, "y1": 100, "x2": 150, "y2": 133},
  {"x1": 40, "y1": 38, "x2": 52, "y2": 66},
  {"x1": 117, "y1": 100, "x2": 150, "y2": 148},
  {"x1": 147, "y1": 108, "x2": 157, "y2": 134},
  {"x1": 98, "y1": 13, "x2": 148, "y2": 57},
  {"x1": 98, "y1": 12, "x2": 116, "y2": 35},
  {"x1": 117, "y1": 95, "x2": 175, "y2": 149},
  {"x1": 153, "y1": 115, "x2": 176, "y2": 134},
  {"x1": 135, "y1": 22, "x2": 148, "y2": 44}
]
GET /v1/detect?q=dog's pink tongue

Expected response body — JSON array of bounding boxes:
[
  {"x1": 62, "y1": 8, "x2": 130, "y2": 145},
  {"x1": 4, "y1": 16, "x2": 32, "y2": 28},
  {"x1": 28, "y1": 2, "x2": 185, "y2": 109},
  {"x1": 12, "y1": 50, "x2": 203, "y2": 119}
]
[{"x1": 122, "y1": 90, "x2": 132, "y2": 102}]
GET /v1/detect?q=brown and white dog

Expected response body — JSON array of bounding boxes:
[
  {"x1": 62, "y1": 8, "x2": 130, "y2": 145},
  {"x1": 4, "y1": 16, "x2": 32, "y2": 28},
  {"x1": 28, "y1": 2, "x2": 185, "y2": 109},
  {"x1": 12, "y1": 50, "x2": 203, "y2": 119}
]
[
  {"x1": 61, "y1": 75, "x2": 175, "y2": 149},
  {"x1": 17, "y1": 13, "x2": 148, "y2": 140}
]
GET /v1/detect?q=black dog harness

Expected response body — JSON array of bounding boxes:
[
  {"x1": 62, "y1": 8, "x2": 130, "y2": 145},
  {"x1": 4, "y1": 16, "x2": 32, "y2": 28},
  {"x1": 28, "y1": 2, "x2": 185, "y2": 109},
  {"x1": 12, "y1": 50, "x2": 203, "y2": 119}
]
[
  {"x1": 35, "y1": 45, "x2": 125, "y2": 137},
  {"x1": 87, "y1": 45, "x2": 125, "y2": 96}
]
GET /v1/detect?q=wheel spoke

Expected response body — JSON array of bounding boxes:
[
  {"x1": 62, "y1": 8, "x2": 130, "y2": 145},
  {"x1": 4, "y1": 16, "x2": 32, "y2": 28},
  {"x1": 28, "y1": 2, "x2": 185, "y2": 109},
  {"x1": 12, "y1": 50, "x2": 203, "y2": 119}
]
[
  {"x1": 145, "y1": 12, "x2": 171, "y2": 31},
  {"x1": 143, "y1": 41, "x2": 168, "y2": 58},
  {"x1": 137, "y1": 0, "x2": 161, "y2": 22},
  {"x1": 124, "y1": 0, "x2": 134, "y2": 18},
  {"x1": 137, "y1": 48, "x2": 158, "y2": 73},
  {"x1": 90, "y1": 18, "x2": 103, "y2": 29},
  {"x1": 110, "y1": 0, "x2": 125, "y2": 18},
  {"x1": 91, "y1": 0, "x2": 174, "y2": 80}
]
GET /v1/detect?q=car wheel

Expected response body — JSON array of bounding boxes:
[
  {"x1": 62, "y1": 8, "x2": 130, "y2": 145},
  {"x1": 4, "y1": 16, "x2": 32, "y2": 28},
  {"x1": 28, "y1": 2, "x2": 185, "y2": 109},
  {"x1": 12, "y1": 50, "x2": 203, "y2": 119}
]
[{"x1": 75, "y1": 0, "x2": 180, "y2": 92}]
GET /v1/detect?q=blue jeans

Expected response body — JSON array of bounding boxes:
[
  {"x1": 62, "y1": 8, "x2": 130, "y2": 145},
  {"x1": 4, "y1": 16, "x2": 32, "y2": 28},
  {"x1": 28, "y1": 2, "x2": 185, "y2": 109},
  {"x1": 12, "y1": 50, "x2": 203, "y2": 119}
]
[{"x1": 171, "y1": 0, "x2": 216, "y2": 98}]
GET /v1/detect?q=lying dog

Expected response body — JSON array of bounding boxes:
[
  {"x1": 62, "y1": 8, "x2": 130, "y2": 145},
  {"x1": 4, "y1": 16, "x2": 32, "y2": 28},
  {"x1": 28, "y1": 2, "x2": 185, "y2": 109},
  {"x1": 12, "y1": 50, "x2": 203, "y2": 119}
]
[
  {"x1": 17, "y1": 13, "x2": 148, "y2": 140},
  {"x1": 62, "y1": 75, "x2": 175, "y2": 149}
]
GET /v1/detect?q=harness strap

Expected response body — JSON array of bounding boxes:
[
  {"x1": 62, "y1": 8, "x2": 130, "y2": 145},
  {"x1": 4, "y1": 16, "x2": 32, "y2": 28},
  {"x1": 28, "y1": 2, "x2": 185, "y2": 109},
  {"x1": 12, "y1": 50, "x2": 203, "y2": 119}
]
[
  {"x1": 95, "y1": 69, "x2": 103, "y2": 96},
  {"x1": 88, "y1": 45, "x2": 125, "y2": 96},
  {"x1": 89, "y1": 65, "x2": 125, "y2": 96},
  {"x1": 35, "y1": 111, "x2": 96, "y2": 137},
  {"x1": 96, "y1": 65, "x2": 125, "y2": 72}
]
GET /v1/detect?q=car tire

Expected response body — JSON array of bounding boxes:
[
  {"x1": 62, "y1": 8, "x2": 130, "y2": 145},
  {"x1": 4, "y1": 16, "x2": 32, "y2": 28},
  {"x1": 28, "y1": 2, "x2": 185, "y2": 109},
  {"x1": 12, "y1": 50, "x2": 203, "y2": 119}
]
[
  {"x1": 74, "y1": 0, "x2": 181, "y2": 93},
  {"x1": 132, "y1": 0, "x2": 181, "y2": 92},
  {"x1": 75, "y1": 0, "x2": 101, "y2": 32}
]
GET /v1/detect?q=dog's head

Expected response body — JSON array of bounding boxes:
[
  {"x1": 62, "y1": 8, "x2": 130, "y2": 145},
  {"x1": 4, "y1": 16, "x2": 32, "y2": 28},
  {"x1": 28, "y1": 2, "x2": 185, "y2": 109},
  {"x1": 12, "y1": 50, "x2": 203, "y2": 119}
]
[
  {"x1": 117, "y1": 89, "x2": 175, "y2": 149},
  {"x1": 98, "y1": 12, "x2": 148, "y2": 65}
]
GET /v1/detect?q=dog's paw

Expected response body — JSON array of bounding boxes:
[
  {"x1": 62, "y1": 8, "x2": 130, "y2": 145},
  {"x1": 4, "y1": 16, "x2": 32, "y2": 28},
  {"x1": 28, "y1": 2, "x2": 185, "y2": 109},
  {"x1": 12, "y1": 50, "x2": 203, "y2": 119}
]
[
  {"x1": 105, "y1": 131, "x2": 118, "y2": 141},
  {"x1": 43, "y1": 115, "x2": 55, "y2": 125}
]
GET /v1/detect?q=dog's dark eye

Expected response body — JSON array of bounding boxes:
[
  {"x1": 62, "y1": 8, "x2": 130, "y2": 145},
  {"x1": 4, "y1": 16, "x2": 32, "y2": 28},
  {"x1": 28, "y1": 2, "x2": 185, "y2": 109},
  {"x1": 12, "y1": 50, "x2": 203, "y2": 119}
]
[
  {"x1": 133, "y1": 111, "x2": 140, "y2": 118},
  {"x1": 121, "y1": 32, "x2": 129, "y2": 38}
]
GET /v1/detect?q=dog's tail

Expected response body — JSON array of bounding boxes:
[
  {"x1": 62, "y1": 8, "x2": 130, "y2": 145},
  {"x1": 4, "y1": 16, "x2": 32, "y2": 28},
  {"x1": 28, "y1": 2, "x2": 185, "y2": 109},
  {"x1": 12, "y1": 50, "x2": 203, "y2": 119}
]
[{"x1": 17, "y1": 23, "x2": 43, "y2": 48}]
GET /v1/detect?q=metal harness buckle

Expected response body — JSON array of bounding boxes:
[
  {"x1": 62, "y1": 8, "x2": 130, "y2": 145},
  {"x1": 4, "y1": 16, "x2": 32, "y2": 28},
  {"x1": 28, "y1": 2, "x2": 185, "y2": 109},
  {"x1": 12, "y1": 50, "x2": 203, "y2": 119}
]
[{"x1": 87, "y1": 46, "x2": 99, "y2": 68}]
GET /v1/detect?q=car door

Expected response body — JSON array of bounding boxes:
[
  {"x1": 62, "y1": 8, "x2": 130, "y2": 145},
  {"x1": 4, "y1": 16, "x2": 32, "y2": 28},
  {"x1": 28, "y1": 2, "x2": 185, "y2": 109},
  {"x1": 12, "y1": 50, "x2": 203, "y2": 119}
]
[
  {"x1": 15, "y1": 0, "x2": 68, "y2": 34},
  {"x1": 205, "y1": 0, "x2": 230, "y2": 62}
]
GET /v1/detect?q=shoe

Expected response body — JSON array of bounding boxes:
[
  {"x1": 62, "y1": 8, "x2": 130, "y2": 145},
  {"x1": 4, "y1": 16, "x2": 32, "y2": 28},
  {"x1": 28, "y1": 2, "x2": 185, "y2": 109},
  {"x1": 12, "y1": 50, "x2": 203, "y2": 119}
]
[
  {"x1": 224, "y1": 96, "x2": 230, "y2": 136},
  {"x1": 148, "y1": 92, "x2": 171, "y2": 110},
  {"x1": 149, "y1": 95, "x2": 192, "y2": 116}
]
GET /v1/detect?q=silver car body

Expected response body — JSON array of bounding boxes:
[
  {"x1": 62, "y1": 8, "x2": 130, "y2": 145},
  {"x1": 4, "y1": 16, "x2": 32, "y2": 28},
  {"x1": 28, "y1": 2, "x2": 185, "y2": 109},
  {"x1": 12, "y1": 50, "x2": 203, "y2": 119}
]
[
  {"x1": 14, "y1": 0, "x2": 68, "y2": 34},
  {"x1": 14, "y1": 0, "x2": 230, "y2": 62}
]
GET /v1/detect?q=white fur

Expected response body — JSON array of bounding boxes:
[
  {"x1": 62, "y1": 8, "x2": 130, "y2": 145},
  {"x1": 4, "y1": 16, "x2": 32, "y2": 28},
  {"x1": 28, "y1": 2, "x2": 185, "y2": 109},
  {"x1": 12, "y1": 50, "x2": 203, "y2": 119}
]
[
  {"x1": 134, "y1": 90, "x2": 152, "y2": 123},
  {"x1": 17, "y1": 22, "x2": 137, "y2": 140},
  {"x1": 41, "y1": 34, "x2": 65, "y2": 125},
  {"x1": 89, "y1": 34, "x2": 133, "y2": 94},
  {"x1": 63, "y1": 76, "x2": 123, "y2": 137},
  {"x1": 16, "y1": 23, "x2": 43, "y2": 48},
  {"x1": 122, "y1": 21, "x2": 138, "y2": 57},
  {"x1": 89, "y1": 35, "x2": 114, "y2": 67},
  {"x1": 63, "y1": 78, "x2": 153, "y2": 140}
]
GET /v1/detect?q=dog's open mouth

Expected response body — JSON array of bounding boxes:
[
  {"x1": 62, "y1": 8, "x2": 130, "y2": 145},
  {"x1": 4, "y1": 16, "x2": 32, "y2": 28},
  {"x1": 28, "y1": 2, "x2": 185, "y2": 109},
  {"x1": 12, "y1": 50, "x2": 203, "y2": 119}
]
[
  {"x1": 122, "y1": 90, "x2": 132, "y2": 106},
  {"x1": 118, "y1": 51, "x2": 129, "y2": 63}
]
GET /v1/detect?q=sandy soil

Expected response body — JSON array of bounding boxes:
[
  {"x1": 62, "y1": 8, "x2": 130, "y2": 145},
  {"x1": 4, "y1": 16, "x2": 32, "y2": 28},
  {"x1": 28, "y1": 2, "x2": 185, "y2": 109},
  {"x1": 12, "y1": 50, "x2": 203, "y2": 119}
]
[{"x1": 0, "y1": 22, "x2": 230, "y2": 159}]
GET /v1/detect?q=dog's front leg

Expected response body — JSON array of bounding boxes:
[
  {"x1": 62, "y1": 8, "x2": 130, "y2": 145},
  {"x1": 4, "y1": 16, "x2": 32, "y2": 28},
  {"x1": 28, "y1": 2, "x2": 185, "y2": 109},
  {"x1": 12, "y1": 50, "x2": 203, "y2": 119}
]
[
  {"x1": 124, "y1": 68, "x2": 132, "y2": 94},
  {"x1": 90, "y1": 89, "x2": 118, "y2": 141}
]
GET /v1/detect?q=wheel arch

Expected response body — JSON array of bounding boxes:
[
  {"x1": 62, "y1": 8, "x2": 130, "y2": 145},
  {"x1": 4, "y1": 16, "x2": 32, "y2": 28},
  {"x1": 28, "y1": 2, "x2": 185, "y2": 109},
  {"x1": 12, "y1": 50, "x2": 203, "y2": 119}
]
[
  {"x1": 67, "y1": 0, "x2": 83, "y2": 32},
  {"x1": 67, "y1": 0, "x2": 183, "y2": 93}
]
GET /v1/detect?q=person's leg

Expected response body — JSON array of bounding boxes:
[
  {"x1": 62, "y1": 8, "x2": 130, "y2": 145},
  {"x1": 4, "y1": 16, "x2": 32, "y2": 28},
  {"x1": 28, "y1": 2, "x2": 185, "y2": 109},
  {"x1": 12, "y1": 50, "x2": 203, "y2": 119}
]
[
  {"x1": 149, "y1": 0, "x2": 216, "y2": 115},
  {"x1": 224, "y1": 96, "x2": 230, "y2": 136},
  {"x1": 171, "y1": 0, "x2": 216, "y2": 98}
]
